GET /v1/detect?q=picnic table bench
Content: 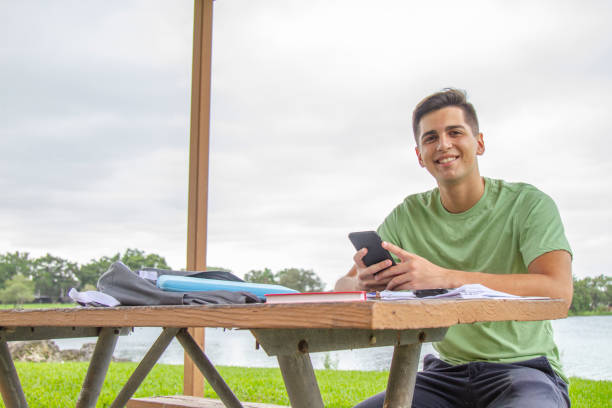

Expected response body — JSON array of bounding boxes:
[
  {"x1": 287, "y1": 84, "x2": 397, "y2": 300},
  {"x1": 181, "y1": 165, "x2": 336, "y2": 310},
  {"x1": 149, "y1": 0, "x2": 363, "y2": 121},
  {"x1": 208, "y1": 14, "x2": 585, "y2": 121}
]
[{"x1": 0, "y1": 298, "x2": 567, "y2": 408}]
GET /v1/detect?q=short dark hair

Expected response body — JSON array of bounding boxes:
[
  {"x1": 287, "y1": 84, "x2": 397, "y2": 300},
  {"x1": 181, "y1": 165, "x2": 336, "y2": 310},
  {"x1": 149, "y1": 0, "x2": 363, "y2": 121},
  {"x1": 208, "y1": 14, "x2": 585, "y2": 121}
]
[{"x1": 412, "y1": 88, "x2": 479, "y2": 144}]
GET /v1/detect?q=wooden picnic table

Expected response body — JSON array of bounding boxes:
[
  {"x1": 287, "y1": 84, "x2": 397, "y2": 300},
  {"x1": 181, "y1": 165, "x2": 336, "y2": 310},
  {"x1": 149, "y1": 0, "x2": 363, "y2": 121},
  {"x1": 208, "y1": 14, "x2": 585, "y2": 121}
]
[{"x1": 0, "y1": 298, "x2": 567, "y2": 408}]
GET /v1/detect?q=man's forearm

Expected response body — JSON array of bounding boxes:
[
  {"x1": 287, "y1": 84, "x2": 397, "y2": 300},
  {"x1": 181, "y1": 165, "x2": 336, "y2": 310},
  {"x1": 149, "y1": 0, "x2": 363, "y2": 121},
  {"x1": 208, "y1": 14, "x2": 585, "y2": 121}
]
[
  {"x1": 335, "y1": 275, "x2": 358, "y2": 291},
  {"x1": 448, "y1": 270, "x2": 570, "y2": 300},
  {"x1": 445, "y1": 250, "x2": 573, "y2": 307}
]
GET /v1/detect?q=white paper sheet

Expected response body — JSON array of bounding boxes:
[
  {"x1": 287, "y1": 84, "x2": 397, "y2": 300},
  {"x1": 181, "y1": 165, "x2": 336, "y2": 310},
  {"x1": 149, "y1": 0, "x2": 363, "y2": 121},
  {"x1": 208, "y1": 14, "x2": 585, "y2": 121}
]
[
  {"x1": 368, "y1": 284, "x2": 549, "y2": 301},
  {"x1": 68, "y1": 288, "x2": 121, "y2": 307}
]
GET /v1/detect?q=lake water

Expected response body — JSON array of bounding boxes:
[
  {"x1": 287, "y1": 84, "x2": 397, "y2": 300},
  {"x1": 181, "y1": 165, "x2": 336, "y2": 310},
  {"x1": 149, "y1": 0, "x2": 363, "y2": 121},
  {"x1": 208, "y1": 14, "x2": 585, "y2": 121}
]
[{"x1": 55, "y1": 315, "x2": 612, "y2": 381}]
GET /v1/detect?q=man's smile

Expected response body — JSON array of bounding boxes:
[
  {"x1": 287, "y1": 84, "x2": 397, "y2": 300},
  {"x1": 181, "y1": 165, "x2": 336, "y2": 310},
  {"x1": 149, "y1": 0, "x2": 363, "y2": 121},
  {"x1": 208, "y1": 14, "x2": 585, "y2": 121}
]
[{"x1": 435, "y1": 155, "x2": 459, "y2": 165}]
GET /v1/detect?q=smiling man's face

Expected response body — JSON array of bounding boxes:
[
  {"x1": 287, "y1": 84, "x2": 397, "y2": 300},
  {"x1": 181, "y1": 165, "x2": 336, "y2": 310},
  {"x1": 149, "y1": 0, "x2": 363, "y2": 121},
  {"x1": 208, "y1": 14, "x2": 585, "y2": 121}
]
[{"x1": 415, "y1": 106, "x2": 485, "y2": 187}]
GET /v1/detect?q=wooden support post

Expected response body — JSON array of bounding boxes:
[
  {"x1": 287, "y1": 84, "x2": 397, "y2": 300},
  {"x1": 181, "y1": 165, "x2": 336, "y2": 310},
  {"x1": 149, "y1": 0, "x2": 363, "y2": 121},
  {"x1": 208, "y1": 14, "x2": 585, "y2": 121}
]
[
  {"x1": 111, "y1": 328, "x2": 180, "y2": 408},
  {"x1": 0, "y1": 339, "x2": 28, "y2": 408},
  {"x1": 276, "y1": 352, "x2": 324, "y2": 408},
  {"x1": 76, "y1": 327, "x2": 120, "y2": 408},
  {"x1": 383, "y1": 342, "x2": 422, "y2": 408},
  {"x1": 176, "y1": 329, "x2": 243, "y2": 408},
  {"x1": 185, "y1": 0, "x2": 214, "y2": 397}
]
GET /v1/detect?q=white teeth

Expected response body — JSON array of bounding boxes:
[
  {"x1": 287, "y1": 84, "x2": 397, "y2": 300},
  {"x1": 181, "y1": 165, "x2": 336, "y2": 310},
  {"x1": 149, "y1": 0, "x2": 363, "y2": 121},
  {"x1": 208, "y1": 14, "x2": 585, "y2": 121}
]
[{"x1": 438, "y1": 157, "x2": 456, "y2": 164}]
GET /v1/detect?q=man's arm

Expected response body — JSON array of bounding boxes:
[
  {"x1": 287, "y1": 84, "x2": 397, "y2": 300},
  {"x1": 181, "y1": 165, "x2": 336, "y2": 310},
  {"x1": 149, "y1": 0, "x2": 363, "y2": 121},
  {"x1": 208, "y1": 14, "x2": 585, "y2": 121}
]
[
  {"x1": 334, "y1": 265, "x2": 359, "y2": 291},
  {"x1": 378, "y1": 241, "x2": 573, "y2": 309}
]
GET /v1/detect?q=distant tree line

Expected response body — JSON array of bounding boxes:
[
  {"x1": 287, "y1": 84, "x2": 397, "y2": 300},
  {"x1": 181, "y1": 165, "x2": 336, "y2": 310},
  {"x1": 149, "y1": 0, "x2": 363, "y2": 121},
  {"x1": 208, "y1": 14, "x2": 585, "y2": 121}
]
[
  {"x1": 0, "y1": 249, "x2": 170, "y2": 305},
  {"x1": 0, "y1": 250, "x2": 326, "y2": 305},
  {"x1": 2, "y1": 250, "x2": 606, "y2": 312},
  {"x1": 570, "y1": 274, "x2": 611, "y2": 314},
  {"x1": 244, "y1": 267, "x2": 325, "y2": 293}
]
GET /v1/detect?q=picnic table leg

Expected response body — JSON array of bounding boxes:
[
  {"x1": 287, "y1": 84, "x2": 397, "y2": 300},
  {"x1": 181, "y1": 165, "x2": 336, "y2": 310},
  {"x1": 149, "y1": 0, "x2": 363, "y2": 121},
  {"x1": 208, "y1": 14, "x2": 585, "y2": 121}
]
[
  {"x1": 276, "y1": 351, "x2": 324, "y2": 408},
  {"x1": 76, "y1": 327, "x2": 120, "y2": 408},
  {"x1": 110, "y1": 327, "x2": 180, "y2": 408},
  {"x1": 176, "y1": 328, "x2": 244, "y2": 408},
  {"x1": 0, "y1": 339, "x2": 28, "y2": 408},
  {"x1": 383, "y1": 342, "x2": 422, "y2": 408}
]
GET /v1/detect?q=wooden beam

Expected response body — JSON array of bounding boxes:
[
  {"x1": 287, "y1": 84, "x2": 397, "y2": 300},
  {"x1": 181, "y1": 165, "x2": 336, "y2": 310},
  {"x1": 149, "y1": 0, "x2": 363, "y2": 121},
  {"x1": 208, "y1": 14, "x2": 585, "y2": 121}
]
[{"x1": 185, "y1": 0, "x2": 214, "y2": 397}]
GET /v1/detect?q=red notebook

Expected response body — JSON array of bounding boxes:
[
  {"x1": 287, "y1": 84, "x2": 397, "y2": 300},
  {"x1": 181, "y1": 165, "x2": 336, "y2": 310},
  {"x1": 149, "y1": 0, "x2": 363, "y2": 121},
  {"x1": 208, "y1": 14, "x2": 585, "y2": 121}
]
[{"x1": 264, "y1": 291, "x2": 367, "y2": 304}]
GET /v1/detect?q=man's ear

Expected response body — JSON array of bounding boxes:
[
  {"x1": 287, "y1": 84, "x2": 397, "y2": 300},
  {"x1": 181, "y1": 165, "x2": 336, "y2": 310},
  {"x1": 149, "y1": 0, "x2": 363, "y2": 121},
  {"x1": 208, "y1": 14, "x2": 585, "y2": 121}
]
[
  {"x1": 415, "y1": 146, "x2": 425, "y2": 167},
  {"x1": 476, "y1": 133, "x2": 485, "y2": 155}
]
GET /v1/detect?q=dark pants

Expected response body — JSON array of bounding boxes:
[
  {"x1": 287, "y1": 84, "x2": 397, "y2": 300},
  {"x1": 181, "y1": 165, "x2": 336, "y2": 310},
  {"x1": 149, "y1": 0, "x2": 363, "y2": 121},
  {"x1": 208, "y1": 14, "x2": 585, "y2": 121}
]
[{"x1": 354, "y1": 354, "x2": 570, "y2": 408}]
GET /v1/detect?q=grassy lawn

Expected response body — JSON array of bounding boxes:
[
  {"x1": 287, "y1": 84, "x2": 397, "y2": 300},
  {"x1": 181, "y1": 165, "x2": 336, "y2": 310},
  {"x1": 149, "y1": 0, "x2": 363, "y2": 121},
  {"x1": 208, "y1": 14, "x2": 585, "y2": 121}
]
[
  {"x1": 0, "y1": 303, "x2": 76, "y2": 309},
  {"x1": 2, "y1": 363, "x2": 610, "y2": 408},
  {"x1": 568, "y1": 310, "x2": 612, "y2": 317}
]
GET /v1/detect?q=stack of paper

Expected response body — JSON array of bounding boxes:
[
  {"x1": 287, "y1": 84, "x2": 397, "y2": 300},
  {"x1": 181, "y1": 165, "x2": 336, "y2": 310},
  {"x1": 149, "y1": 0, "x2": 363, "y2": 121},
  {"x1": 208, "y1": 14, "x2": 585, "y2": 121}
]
[{"x1": 368, "y1": 284, "x2": 549, "y2": 301}]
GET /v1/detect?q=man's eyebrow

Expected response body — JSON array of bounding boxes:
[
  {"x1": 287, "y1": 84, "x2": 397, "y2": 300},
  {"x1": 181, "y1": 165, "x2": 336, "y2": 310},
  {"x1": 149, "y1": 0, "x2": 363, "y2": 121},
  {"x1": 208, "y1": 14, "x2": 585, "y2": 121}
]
[
  {"x1": 420, "y1": 125, "x2": 467, "y2": 140},
  {"x1": 420, "y1": 129, "x2": 437, "y2": 139},
  {"x1": 446, "y1": 125, "x2": 466, "y2": 131}
]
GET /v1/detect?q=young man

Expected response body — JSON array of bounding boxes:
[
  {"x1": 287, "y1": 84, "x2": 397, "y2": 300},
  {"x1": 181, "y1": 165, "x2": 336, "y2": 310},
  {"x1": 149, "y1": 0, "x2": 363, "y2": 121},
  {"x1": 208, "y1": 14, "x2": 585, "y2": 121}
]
[{"x1": 336, "y1": 89, "x2": 573, "y2": 407}]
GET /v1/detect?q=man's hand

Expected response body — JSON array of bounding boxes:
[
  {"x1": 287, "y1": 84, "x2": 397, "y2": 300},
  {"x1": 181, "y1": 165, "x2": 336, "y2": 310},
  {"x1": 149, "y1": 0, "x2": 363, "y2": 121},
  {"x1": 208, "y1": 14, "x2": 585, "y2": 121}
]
[
  {"x1": 375, "y1": 241, "x2": 452, "y2": 290},
  {"x1": 351, "y1": 247, "x2": 394, "y2": 291}
]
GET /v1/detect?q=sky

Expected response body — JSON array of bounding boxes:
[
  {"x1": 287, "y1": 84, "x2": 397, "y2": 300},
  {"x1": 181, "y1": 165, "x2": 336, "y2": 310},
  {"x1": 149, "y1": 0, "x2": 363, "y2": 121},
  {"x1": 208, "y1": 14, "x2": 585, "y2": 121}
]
[{"x1": 1, "y1": 0, "x2": 611, "y2": 288}]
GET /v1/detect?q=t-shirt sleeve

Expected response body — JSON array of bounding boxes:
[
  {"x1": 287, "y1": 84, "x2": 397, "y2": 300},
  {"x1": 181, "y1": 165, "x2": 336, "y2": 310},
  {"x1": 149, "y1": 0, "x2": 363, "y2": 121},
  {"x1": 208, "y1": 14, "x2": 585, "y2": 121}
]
[{"x1": 519, "y1": 192, "x2": 573, "y2": 267}]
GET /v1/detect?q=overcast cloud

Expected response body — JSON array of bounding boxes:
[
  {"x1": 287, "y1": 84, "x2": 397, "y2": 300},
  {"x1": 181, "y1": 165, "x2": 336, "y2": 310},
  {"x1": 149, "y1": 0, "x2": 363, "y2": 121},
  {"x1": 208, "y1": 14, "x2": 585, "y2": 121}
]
[{"x1": 1, "y1": 0, "x2": 610, "y2": 287}]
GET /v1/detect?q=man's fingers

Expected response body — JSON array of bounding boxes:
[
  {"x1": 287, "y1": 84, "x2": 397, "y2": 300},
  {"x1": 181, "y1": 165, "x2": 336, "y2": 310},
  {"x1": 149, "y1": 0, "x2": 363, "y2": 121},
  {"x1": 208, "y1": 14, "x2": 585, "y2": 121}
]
[
  {"x1": 382, "y1": 241, "x2": 415, "y2": 260},
  {"x1": 353, "y1": 248, "x2": 368, "y2": 268},
  {"x1": 385, "y1": 273, "x2": 413, "y2": 291},
  {"x1": 354, "y1": 249, "x2": 395, "y2": 277},
  {"x1": 373, "y1": 263, "x2": 406, "y2": 281},
  {"x1": 371, "y1": 259, "x2": 393, "y2": 274}
]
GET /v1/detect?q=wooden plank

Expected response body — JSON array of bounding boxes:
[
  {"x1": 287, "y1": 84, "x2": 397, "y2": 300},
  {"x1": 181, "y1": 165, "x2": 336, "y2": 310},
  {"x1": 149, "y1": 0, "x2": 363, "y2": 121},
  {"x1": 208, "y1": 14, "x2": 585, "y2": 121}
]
[
  {"x1": 127, "y1": 396, "x2": 288, "y2": 408},
  {"x1": 0, "y1": 299, "x2": 568, "y2": 330},
  {"x1": 251, "y1": 328, "x2": 447, "y2": 356},
  {"x1": 185, "y1": 0, "x2": 214, "y2": 397}
]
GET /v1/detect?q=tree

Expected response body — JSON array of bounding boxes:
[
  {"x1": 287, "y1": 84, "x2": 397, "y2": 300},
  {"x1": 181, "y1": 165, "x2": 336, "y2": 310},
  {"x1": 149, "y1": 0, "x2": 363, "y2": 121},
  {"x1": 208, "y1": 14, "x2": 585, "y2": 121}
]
[
  {"x1": 76, "y1": 254, "x2": 120, "y2": 289},
  {"x1": 75, "y1": 249, "x2": 172, "y2": 289},
  {"x1": 570, "y1": 275, "x2": 612, "y2": 313},
  {"x1": 244, "y1": 267, "x2": 326, "y2": 292},
  {"x1": 275, "y1": 268, "x2": 325, "y2": 292},
  {"x1": 119, "y1": 248, "x2": 170, "y2": 271},
  {"x1": 590, "y1": 275, "x2": 611, "y2": 309},
  {"x1": 0, "y1": 274, "x2": 35, "y2": 306},
  {"x1": 207, "y1": 266, "x2": 232, "y2": 272},
  {"x1": 244, "y1": 268, "x2": 276, "y2": 284},
  {"x1": 31, "y1": 254, "x2": 79, "y2": 300},
  {"x1": 0, "y1": 252, "x2": 34, "y2": 289},
  {"x1": 570, "y1": 277, "x2": 592, "y2": 313}
]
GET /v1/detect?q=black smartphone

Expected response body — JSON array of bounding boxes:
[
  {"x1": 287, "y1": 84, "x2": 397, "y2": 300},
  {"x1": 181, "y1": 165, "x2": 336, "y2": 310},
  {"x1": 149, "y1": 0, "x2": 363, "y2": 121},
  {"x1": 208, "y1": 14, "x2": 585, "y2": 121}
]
[
  {"x1": 348, "y1": 231, "x2": 396, "y2": 271},
  {"x1": 414, "y1": 288, "x2": 448, "y2": 297}
]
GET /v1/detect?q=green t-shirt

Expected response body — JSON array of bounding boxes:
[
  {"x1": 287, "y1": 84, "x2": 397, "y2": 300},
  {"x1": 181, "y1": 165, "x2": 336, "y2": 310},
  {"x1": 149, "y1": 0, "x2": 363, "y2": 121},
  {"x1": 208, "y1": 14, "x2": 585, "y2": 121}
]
[{"x1": 377, "y1": 178, "x2": 572, "y2": 382}]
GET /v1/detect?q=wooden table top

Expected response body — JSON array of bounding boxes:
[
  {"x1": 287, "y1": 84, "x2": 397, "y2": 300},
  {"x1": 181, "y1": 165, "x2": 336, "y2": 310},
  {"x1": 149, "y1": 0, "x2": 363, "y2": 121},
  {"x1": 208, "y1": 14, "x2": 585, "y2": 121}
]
[{"x1": 0, "y1": 298, "x2": 567, "y2": 330}]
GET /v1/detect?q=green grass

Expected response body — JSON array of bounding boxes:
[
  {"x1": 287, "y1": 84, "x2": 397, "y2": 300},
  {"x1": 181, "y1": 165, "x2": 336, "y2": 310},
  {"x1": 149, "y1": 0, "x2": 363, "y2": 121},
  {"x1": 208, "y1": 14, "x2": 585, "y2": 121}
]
[
  {"x1": 3, "y1": 363, "x2": 611, "y2": 408},
  {"x1": 0, "y1": 303, "x2": 76, "y2": 309},
  {"x1": 568, "y1": 310, "x2": 612, "y2": 317}
]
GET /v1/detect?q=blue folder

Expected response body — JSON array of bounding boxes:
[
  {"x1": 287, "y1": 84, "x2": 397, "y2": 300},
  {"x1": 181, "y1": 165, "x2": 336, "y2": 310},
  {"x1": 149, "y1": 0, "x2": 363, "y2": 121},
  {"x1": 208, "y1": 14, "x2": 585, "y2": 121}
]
[{"x1": 156, "y1": 275, "x2": 299, "y2": 299}]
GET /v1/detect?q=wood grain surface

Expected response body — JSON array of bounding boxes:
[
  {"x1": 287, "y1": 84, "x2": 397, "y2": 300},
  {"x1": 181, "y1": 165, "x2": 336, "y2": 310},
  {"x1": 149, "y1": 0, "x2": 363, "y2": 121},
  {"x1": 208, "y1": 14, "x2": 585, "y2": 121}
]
[
  {"x1": 0, "y1": 299, "x2": 567, "y2": 330},
  {"x1": 127, "y1": 396, "x2": 288, "y2": 408}
]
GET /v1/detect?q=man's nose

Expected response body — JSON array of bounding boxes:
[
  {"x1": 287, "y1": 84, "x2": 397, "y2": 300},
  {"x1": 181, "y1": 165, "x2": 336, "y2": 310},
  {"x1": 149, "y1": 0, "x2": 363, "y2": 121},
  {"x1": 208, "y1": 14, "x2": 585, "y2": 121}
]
[{"x1": 437, "y1": 134, "x2": 452, "y2": 150}]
